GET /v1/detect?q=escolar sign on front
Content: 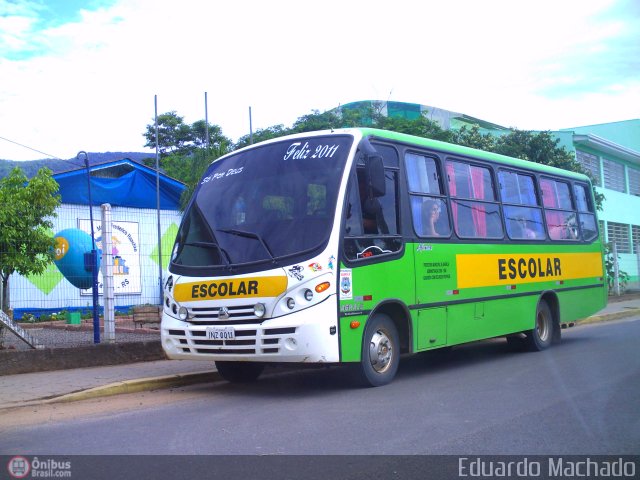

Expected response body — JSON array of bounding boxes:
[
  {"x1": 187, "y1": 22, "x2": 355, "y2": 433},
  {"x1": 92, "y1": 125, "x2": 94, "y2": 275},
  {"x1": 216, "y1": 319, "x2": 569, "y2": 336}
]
[
  {"x1": 456, "y1": 252, "x2": 603, "y2": 289},
  {"x1": 174, "y1": 276, "x2": 288, "y2": 302}
]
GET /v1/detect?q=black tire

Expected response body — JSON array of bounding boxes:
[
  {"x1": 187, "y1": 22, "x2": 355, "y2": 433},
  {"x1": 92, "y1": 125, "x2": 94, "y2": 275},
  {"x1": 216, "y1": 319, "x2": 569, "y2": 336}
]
[
  {"x1": 215, "y1": 361, "x2": 265, "y2": 383},
  {"x1": 525, "y1": 300, "x2": 554, "y2": 352},
  {"x1": 353, "y1": 313, "x2": 399, "y2": 387}
]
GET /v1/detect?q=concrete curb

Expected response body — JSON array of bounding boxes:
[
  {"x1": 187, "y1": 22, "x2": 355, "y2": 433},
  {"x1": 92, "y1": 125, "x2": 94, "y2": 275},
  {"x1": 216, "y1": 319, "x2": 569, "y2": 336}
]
[
  {"x1": 49, "y1": 370, "x2": 220, "y2": 404},
  {"x1": 0, "y1": 340, "x2": 165, "y2": 376},
  {"x1": 576, "y1": 308, "x2": 640, "y2": 326},
  {"x1": 0, "y1": 370, "x2": 220, "y2": 410}
]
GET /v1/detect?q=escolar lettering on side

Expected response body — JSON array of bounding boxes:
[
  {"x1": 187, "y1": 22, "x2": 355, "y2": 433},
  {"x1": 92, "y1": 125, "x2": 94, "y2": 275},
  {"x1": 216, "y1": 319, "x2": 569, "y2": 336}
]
[
  {"x1": 498, "y1": 257, "x2": 561, "y2": 281},
  {"x1": 456, "y1": 252, "x2": 602, "y2": 289}
]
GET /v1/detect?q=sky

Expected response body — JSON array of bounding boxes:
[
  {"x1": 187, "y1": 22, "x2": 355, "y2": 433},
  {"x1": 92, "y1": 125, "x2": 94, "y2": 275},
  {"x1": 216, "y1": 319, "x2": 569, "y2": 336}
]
[{"x1": 0, "y1": 0, "x2": 639, "y2": 161}]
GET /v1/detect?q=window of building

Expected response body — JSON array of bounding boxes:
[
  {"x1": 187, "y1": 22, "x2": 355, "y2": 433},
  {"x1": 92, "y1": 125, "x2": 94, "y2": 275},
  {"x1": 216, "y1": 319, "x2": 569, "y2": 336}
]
[
  {"x1": 632, "y1": 224, "x2": 640, "y2": 254},
  {"x1": 576, "y1": 150, "x2": 601, "y2": 186},
  {"x1": 603, "y1": 158, "x2": 626, "y2": 193},
  {"x1": 446, "y1": 160, "x2": 503, "y2": 239},
  {"x1": 629, "y1": 167, "x2": 640, "y2": 197},
  {"x1": 607, "y1": 222, "x2": 631, "y2": 254}
]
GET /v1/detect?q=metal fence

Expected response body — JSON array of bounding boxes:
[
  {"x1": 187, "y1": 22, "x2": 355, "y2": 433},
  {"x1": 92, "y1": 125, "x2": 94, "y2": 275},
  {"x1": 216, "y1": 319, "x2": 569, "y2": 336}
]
[{"x1": 1, "y1": 202, "x2": 182, "y2": 349}]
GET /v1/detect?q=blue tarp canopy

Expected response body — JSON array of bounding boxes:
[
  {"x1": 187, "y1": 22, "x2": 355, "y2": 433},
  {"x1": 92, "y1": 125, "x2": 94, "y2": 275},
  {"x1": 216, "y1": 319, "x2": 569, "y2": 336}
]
[{"x1": 54, "y1": 159, "x2": 186, "y2": 210}]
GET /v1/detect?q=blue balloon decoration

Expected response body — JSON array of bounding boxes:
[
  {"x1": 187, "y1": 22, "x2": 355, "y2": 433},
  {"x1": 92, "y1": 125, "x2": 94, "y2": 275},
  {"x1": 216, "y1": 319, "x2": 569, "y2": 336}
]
[{"x1": 53, "y1": 228, "x2": 100, "y2": 289}]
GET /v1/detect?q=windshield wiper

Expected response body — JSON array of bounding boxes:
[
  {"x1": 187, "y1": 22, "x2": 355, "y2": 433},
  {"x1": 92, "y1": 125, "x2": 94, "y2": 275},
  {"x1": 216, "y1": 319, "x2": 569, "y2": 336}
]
[
  {"x1": 217, "y1": 228, "x2": 276, "y2": 263},
  {"x1": 182, "y1": 241, "x2": 232, "y2": 265}
]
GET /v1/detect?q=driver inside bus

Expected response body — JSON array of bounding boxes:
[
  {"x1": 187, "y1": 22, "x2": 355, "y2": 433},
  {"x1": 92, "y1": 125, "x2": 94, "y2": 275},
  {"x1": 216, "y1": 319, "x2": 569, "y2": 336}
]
[{"x1": 358, "y1": 172, "x2": 388, "y2": 234}]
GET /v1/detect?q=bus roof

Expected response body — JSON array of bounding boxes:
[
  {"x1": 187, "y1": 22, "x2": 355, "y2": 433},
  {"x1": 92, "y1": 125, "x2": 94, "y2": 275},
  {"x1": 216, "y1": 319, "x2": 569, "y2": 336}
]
[{"x1": 357, "y1": 127, "x2": 590, "y2": 183}]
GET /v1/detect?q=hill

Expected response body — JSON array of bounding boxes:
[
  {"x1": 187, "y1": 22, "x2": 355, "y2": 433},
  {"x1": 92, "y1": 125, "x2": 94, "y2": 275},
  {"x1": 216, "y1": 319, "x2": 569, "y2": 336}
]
[{"x1": 0, "y1": 152, "x2": 155, "y2": 178}]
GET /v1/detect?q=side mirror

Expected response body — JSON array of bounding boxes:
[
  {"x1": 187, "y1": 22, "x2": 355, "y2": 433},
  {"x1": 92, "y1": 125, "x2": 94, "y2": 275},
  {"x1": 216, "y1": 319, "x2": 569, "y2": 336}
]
[{"x1": 366, "y1": 155, "x2": 386, "y2": 197}]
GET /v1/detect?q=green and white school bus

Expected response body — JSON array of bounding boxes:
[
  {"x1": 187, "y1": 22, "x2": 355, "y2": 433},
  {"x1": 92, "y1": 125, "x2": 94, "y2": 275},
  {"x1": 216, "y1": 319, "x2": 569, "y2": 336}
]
[{"x1": 161, "y1": 128, "x2": 606, "y2": 386}]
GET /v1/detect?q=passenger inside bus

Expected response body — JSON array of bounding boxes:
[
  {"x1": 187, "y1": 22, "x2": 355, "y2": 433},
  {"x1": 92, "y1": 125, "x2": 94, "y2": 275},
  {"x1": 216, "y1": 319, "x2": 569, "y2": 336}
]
[
  {"x1": 517, "y1": 216, "x2": 538, "y2": 239},
  {"x1": 422, "y1": 199, "x2": 441, "y2": 236}
]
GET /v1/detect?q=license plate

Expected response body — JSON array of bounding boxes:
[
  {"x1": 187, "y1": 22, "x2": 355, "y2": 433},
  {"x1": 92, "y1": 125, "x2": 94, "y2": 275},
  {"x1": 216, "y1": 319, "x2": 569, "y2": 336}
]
[{"x1": 206, "y1": 326, "x2": 235, "y2": 340}]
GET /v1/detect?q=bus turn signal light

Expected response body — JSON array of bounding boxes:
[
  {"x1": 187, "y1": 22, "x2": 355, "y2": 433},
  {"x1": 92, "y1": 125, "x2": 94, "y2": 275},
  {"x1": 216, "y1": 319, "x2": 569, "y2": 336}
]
[
  {"x1": 315, "y1": 282, "x2": 330, "y2": 293},
  {"x1": 350, "y1": 321, "x2": 360, "y2": 329}
]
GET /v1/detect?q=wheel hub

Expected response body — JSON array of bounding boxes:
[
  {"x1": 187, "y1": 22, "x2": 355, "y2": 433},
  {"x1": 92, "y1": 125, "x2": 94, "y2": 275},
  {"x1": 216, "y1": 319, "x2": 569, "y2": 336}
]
[{"x1": 369, "y1": 329, "x2": 393, "y2": 373}]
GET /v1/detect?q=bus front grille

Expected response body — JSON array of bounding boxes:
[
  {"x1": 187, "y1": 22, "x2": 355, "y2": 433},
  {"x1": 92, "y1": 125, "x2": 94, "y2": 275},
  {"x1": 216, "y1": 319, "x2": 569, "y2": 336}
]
[
  {"x1": 187, "y1": 304, "x2": 261, "y2": 326},
  {"x1": 168, "y1": 327, "x2": 297, "y2": 355}
]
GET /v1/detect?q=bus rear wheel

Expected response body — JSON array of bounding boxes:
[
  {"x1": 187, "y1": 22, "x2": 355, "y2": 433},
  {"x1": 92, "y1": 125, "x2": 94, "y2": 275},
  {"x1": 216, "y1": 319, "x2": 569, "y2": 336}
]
[
  {"x1": 526, "y1": 300, "x2": 554, "y2": 351},
  {"x1": 215, "y1": 361, "x2": 265, "y2": 383},
  {"x1": 354, "y1": 313, "x2": 399, "y2": 387}
]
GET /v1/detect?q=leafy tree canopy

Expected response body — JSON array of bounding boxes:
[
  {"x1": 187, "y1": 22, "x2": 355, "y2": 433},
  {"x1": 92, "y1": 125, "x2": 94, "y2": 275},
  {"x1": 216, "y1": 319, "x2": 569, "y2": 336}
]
[
  {"x1": 143, "y1": 112, "x2": 232, "y2": 158},
  {"x1": 145, "y1": 105, "x2": 602, "y2": 210},
  {"x1": 0, "y1": 167, "x2": 61, "y2": 311}
]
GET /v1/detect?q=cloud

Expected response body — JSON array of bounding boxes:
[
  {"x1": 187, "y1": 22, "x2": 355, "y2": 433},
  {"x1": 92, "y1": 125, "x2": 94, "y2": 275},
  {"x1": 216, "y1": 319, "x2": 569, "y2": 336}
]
[{"x1": 1, "y1": 0, "x2": 638, "y2": 161}]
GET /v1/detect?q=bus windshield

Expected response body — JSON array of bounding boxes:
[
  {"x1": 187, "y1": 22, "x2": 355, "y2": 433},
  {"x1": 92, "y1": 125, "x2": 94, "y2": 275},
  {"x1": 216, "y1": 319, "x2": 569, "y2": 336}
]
[{"x1": 171, "y1": 134, "x2": 353, "y2": 274}]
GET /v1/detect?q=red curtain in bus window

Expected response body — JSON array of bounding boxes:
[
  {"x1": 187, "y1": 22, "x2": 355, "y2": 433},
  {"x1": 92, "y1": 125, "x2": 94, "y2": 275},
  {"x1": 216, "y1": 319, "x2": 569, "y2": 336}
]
[
  {"x1": 540, "y1": 179, "x2": 562, "y2": 237},
  {"x1": 446, "y1": 162, "x2": 458, "y2": 227},
  {"x1": 470, "y1": 166, "x2": 487, "y2": 237}
]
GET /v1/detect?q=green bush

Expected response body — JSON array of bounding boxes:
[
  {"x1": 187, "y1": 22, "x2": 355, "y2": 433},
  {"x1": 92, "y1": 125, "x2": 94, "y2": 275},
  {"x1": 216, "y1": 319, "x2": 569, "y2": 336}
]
[{"x1": 604, "y1": 242, "x2": 629, "y2": 294}]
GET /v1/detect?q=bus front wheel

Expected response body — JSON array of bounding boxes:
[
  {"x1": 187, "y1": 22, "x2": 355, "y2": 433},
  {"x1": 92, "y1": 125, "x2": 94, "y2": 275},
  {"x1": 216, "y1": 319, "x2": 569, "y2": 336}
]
[
  {"x1": 354, "y1": 313, "x2": 399, "y2": 387},
  {"x1": 215, "y1": 361, "x2": 265, "y2": 383},
  {"x1": 526, "y1": 301, "x2": 554, "y2": 351}
]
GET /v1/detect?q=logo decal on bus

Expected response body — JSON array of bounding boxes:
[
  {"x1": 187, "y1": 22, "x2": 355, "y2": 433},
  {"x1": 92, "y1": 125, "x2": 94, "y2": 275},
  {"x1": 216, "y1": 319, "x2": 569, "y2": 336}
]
[
  {"x1": 288, "y1": 265, "x2": 304, "y2": 281},
  {"x1": 340, "y1": 270, "x2": 352, "y2": 299}
]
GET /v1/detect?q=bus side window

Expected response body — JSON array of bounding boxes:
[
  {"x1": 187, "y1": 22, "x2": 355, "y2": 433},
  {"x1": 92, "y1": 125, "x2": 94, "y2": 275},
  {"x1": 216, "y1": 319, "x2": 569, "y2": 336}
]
[
  {"x1": 574, "y1": 183, "x2": 598, "y2": 241},
  {"x1": 447, "y1": 160, "x2": 503, "y2": 239},
  {"x1": 343, "y1": 167, "x2": 402, "y2": 261},
  {"x1": 405, "y1": 152, "x2": 451, "y2": 237},
  {"x1": 499, "y1": 170, "x2": 545, "y2": 241},
  {"x1": 541, "y1": 177, "x2": 579, "y2": 241}
]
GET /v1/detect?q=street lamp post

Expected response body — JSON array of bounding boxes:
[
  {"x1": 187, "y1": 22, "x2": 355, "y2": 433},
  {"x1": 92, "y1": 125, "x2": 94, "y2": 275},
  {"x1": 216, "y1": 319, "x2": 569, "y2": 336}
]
[{"x1": 77, "y1": 151, "x2": 100, "y2": 344}]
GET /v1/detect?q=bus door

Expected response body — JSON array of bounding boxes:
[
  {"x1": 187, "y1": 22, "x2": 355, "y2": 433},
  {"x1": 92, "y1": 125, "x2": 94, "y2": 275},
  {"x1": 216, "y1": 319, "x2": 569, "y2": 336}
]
[{"x1": 405, "y1": 151, "x2": 452, "y2": 350}]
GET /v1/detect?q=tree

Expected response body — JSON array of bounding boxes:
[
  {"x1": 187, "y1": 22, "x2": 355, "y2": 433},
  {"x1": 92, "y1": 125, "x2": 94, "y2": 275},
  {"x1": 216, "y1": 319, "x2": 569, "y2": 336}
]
[
  {"x1": 0, "y1": 167, "x2": 60, "y2": 318},
  {"x1": 374, "y1": 114, "x2": 452, "y2": 141},
  {"x1": 143, "y1": 111, "x2": 193, "y2": 157},
  {"x1": 450, "y1": 125, "x2": 497, "y2": 151},
  {"x1": 291, "y1": 110, "x2": 342, "y2": 133},
  {"x1": 235, "y1": 125, "x2": 290, "y2": 150},
  {"x1": 190, "y1": 120, "x2": 233, "y2": 153}
]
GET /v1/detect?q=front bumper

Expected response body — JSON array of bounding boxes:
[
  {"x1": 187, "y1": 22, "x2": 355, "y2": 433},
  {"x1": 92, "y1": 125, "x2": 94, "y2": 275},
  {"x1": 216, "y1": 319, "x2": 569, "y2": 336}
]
[{"x1": 161, "y1": 295, "x2": 340, "y2": 363}]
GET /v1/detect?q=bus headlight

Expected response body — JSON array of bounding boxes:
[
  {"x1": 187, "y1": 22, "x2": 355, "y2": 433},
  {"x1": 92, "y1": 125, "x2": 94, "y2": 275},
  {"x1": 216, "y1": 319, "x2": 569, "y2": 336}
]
[
  {"x1": 178, "y1": 306, "x2": 189, "y2": 321},
  {"x1": 286, "y1": 297, "x2": 296, "y2": 310},
  {"x1": 304, "y1": 289, "x2": 314, "y2": 302},
  {"x1": 254, "y1": 303, "x2": 266, "y2": 318}
]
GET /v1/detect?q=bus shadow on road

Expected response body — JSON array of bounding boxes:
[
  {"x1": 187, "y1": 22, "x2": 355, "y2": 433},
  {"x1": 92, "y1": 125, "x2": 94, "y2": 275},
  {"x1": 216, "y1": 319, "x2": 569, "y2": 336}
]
[{"x1": 207, "y1": 334, "x2": 594, "y2": 395}]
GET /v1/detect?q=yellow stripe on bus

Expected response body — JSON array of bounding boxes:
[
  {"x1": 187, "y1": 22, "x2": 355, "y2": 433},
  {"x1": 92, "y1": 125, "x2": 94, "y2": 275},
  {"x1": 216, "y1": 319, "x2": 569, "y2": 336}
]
[
  {"x1": 456, "y1": 252, "x2": 603, "y2": 289},
  {"x1": 174, "y1": 276, "x2": 288, "y2": 301}
]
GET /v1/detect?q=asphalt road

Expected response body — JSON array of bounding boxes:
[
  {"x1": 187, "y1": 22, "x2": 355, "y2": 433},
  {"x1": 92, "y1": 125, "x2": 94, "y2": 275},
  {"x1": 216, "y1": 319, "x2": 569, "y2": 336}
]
[{"x1": 1, "y1": 317, "x2": 639, "y2": 456}]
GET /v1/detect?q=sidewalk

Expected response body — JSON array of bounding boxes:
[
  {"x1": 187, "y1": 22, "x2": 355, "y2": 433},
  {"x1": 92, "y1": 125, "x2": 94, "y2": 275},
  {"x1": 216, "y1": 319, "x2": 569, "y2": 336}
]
[
  {"x1": 0, "y1": 359, "x2": 218, "y2": 410},
  {"x1": 1, "y1": 296, "x2": 639, "y2": 410}
]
